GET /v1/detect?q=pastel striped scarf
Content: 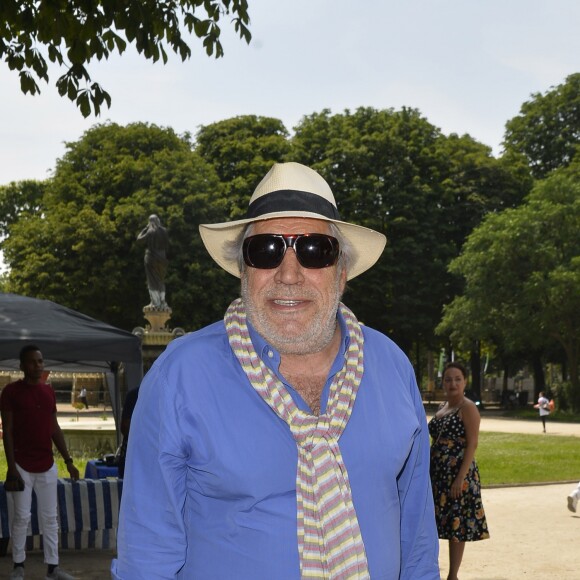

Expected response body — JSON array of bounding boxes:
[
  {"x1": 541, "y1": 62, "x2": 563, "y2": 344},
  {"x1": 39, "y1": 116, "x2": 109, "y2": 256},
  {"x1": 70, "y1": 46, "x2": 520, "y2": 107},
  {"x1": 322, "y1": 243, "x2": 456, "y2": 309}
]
[{"x1": 225, "y1": 298, "x2": 370, "y2": 579}]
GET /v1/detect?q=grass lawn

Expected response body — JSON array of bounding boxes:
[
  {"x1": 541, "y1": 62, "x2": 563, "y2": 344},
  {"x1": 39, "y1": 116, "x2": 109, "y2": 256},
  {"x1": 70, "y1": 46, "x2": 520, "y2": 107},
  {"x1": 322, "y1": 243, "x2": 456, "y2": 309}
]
[
  {"x1": 1, "y1": 431, "x2": 578, "y2": 487},
  {"x1": 0, "y1": 454, "x2": 91, "y2": 480},
  {"x1": 477, "y1": 431, "x2": 580, "y2": 485}
]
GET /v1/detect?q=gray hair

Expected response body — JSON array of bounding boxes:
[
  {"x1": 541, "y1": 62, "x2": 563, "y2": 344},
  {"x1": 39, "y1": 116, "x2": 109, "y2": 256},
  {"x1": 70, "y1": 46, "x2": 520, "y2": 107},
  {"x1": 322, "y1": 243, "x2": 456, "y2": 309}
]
[{"x1": 223, "y1": 221, "x2": 357, "y2": 276}]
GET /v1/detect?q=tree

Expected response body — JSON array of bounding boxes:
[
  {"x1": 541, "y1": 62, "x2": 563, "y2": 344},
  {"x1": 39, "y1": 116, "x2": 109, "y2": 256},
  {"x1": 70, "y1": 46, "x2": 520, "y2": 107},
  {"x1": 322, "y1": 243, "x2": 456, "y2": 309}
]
[
  {"x1": 2, "y1": 121, "x2": 237, "y2": 331},
  {"x1": 195, "y1": 115, "x2": 291, "y2": 219},
  {"x1": 290, "y1": 107, "x2": 530, "y2": 374},
  {"x1": 503, "y1": 73, "x2": 580, "y2": 179},
  {"x1": 438, "y1": 164, "x2": 580, "y2": 409},
  {"x1": 291, "y1": 107, "x2": 442, "y2": 355},
  {"x1": 0, "y1": 0, "x2": 251, "y2": 116},
  {"x1": 0, "y1": 179, "x2": 46, "y2": 239}
]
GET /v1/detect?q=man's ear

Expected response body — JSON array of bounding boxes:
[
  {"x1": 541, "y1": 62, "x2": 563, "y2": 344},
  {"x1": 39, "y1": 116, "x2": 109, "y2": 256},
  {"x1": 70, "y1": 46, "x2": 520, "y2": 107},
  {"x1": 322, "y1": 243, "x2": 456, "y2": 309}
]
[{"x1": 339, "y1": 266, "x2": 347, "y2": 294}]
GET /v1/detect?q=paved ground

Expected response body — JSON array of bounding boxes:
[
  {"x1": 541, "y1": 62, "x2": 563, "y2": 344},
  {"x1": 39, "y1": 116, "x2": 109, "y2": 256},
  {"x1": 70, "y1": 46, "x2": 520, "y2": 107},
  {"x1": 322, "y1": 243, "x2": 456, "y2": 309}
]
[
  {"x1": 59, "y1": 404, "x2": 580, "y2": 436},
  {"x1": 1, "y1": 410, "x2": 578, "y2": 579},
  {"x1": 439, "y1": 482, "x2": 579, "y2": 580},
  {"x1": 440, "y1": 413, "x2": 580, "y2": 437}
]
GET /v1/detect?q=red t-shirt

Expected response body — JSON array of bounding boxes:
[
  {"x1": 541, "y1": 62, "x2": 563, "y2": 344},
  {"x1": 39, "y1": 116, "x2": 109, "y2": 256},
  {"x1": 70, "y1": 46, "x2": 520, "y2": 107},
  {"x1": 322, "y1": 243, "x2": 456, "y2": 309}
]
[{"x1": 0, "y1": 379, "x2": 57, "y2": 472}]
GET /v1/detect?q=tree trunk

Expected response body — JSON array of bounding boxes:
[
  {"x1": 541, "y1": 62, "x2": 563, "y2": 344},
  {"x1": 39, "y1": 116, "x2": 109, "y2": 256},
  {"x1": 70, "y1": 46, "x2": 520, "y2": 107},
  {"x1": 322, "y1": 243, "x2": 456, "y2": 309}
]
[
  {"x1": 415, "y1": 342, "x2": 423, "y2": 389},
  {"x1": 531, "y1": 351, "x2": 546, "y2": 398},
  {"x1": 470, "y1": 340, "x2": 482, "y2": 402},
  {"x1": 562, "y1": 342, "x2": 579, "y2": 412},
  {"x1": 502, "y1": 364, "x2": 509, "y2": 392}
]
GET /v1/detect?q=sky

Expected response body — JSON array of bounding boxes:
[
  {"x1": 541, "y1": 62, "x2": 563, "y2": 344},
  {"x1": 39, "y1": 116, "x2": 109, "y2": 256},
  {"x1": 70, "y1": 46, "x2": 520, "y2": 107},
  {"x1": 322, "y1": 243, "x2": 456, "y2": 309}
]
[{"x1": 1, "y1": 0, "x2": 580, "y2": 186}]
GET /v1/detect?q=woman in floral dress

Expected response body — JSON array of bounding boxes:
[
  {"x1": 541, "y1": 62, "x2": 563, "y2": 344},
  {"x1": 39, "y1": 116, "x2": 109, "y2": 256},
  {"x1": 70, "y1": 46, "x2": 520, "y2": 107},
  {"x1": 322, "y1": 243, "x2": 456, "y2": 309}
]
[{"x1": 429, "y1": 362, "x2": 489, "y2": 580}]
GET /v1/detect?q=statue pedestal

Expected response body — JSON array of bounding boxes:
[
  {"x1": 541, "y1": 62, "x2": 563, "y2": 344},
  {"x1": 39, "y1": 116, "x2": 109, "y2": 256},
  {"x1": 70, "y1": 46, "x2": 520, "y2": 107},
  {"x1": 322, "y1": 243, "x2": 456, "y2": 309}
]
[
  {"x1": 143, "y1": 306, "x2": 172, "y2": 333},
  {"x1": 133, "y1": 306, "x2": 185, "y2": 373}
]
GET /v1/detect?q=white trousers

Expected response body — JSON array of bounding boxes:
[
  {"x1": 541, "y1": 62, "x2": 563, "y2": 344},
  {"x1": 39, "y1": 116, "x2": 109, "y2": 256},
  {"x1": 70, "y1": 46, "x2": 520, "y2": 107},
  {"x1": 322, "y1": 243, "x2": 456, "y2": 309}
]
[
  {"x1": 11, "y1": 463, "x2": 59, "y2": 565},
  {"x1": 570, "y1": 482, "x2": 580, "y2": 498}
]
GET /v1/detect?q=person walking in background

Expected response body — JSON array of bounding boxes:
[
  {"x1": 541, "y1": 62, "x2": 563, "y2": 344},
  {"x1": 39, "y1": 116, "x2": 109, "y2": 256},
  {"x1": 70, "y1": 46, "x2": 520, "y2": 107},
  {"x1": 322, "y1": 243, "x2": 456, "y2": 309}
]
[
  {"x1": 567, "y1": 482, "x2": 580, "y2": 513},
  {"x1": 429, "y1": 361, "x2": 489, "y2": 580},
  {"x1": 78, "y1": 386, "x2": 88, "y2": 409},
  {"x1": 0, "y1": 344, "x2": 80, "y2": 580},
  {"x1": 113, "y1": 162, "x2": 439, "y2": 579},
  {"x1": 534, "y1": 391, "x2": 550, "y2": 433}
]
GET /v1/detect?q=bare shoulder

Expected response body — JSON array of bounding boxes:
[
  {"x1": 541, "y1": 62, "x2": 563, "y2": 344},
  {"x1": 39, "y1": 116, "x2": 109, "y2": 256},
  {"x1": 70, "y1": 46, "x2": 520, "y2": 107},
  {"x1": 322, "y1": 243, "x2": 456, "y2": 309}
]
[
  {"x1": 462, "y1": 398, "x2": 478, "y2": 411},
  {"x1": 460, "y1": 398, "x2": 480, "y2": 425}
]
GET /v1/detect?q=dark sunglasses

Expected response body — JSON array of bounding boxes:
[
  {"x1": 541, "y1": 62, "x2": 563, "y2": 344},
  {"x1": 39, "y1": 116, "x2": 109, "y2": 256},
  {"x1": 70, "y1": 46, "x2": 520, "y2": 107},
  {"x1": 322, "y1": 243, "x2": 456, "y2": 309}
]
[{"x1": 242, "y1": 233, "x2": 340, "y2": 270}]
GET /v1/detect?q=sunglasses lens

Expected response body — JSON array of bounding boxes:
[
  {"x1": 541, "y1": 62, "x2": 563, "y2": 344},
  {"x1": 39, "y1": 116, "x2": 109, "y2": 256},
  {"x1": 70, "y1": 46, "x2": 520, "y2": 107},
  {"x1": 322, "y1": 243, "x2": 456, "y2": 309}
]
[
  {"x1": 295, "y1": 235, "x2": 339, "y2": 268},
  {"x1": 243, "y1": 235, "x2": 286, "y2": 269},
  {"x1": 243, "y1": 234, "x2": 340, "y2": 269}
]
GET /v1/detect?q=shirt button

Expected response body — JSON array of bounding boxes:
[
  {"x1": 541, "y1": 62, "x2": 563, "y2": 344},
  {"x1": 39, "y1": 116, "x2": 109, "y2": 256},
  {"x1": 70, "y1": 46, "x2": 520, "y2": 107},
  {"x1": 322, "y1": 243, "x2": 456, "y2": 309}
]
[{"x1": 268, "y1": 350, "x2": 274, "y2": 358}]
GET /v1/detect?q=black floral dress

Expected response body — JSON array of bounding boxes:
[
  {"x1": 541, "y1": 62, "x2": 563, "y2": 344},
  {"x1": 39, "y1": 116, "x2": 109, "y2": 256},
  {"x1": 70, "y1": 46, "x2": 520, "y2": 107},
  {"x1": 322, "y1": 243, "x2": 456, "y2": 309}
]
[{"x1": 428, "y1": 410, "x2": 490, "y2": 542}]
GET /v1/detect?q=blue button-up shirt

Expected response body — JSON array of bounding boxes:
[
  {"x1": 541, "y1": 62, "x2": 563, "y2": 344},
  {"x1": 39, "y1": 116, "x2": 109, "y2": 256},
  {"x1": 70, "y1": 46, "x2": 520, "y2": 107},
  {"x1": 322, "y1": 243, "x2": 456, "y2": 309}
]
[{"x1": 112, "y1": 311, "x2": 439, "y2": 579}]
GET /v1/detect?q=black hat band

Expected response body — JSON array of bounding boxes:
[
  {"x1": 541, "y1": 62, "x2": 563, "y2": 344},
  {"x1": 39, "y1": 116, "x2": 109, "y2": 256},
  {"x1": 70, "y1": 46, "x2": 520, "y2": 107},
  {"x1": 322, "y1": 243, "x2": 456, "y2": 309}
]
[{"x1": 246, "y1": 190, "x2": 340, "y2": 221}]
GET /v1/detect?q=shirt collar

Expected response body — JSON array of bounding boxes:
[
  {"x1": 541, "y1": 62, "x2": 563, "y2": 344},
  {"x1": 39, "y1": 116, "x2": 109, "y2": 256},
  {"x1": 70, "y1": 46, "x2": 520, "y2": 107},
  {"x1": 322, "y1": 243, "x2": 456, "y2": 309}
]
[{"x1": 246, "y1": 307, "x2": 350, "y2": 376}]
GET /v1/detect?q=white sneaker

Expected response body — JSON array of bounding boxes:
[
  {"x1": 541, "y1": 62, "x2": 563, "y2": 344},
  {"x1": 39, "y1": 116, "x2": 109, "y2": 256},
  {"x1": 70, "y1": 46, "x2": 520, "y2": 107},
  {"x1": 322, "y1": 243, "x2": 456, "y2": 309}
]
[
  {"x1": 45, "y1": 567, "x2": 76, "y2": 580},
  {"x1": 9, "y1": 566, "x2": 25, "y2": 579},
  {"x1": 568, "y1": 494, "x2": 578, "y2": 513}
]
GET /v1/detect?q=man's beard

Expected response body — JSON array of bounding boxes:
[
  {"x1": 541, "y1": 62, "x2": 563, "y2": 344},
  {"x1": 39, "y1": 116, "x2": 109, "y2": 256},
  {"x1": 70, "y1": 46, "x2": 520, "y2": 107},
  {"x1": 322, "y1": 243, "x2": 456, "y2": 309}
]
[{"x1": 241, "y1": 276, "x2": 343, "y2": 356}]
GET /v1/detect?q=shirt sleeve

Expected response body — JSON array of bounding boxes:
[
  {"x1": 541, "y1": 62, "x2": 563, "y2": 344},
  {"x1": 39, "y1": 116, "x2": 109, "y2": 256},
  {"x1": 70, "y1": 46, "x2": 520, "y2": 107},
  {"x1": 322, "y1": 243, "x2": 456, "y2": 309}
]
[
  {"x1": 397, "y1": 373, "x2": 440, "y2": 580},
  {"x1": 112, "y1": 363, "x2": 188, "y2": 579}
]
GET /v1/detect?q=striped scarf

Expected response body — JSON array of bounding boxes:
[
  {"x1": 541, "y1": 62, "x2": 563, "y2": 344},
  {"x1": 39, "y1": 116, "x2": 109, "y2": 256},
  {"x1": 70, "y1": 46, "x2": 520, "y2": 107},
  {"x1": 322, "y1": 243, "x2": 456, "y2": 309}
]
[{"x1": 225, "y1": 298, "x2": 370, "y2": 579}]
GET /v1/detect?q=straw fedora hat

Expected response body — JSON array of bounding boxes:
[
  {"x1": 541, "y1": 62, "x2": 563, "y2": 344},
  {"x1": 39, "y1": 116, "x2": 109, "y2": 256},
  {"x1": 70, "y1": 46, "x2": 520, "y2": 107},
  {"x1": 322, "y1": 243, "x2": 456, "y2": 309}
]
[{"x1": 199, "y1": 162, "x2": 387, "y2": 280}]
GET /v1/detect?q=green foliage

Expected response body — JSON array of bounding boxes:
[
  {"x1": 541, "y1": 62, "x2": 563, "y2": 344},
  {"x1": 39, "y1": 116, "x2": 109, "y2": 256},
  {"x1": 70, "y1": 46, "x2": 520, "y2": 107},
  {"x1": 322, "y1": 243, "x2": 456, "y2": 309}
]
[
  {"x1": 195, "y1": 115, "x2": 292, "y2": 219},
  {"x1": 0, "y1": 179, "x2": 46, "y2": 239},
  {"x1": 0, "y1": 109, "x2": 533, "y2": 365},
  {"x1": 2, "y1": 121, "x2": 236, "y2": 331},
  {"x1": 0, "y1": 0, "x2": 251, "y2": 116},
  {"x1": 0, "y1": 450, "x2": 89, "y2": 480},
  {"x1": 0, "y1": 272, "x2": 8, "y2": 292},
  {"x1": 555, "y1": 381, "x2": 580, "y2": 413},
  {"x1": 53, "y1": 455, "x2": 89, "y2": 478},
  {"x1": 477, "y1": 431, "x2": 580, "y2": 485},
  {"x1": 290, "y1": 107, "x2": 529, "y2": 353},
  {"x1": 439, "y1": 163, "x2": 580, "y2": 406},
  {"x1": 503, "y1": 73, "x2": 580, "y2": 178}
]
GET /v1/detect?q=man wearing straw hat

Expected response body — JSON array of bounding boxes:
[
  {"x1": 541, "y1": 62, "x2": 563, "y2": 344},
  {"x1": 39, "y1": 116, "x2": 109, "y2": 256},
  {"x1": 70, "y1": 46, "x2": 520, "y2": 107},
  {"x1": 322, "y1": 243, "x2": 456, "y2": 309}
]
[{"x1": 113, "y1": 163, "x2": 438, "y2": 579}]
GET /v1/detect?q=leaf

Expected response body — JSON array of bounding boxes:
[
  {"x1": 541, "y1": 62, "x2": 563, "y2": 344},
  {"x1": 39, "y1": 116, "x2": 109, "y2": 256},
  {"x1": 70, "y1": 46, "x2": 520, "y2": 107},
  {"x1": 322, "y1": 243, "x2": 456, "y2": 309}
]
[
  {"x1": 3, "y1": 0, "x2": 253, "y2": 116},
  {"x1": 67, "y1": 39, "x2": 88, "y2": 64},
  {"x1": 7, "y1": 54, "x2": 25, "y2": 71},
  {"x1": 90, "y1": 83, "x2": 112, "y2": 116},
  {"x1": 47, "y1": 44, "x2": 64, "y2": 65},
  {"x1": 77, "y1": 91, "x2": 91, "y2": 117},
  {"x1": 194, "y1": 19, "x2": 211, "y2": 36},
  {"x1": 19, "y1": 71, "x2": 40, "y2": 95},
  {"x1": 56, "y1": 75, "x2": 68, "y2": 97}
]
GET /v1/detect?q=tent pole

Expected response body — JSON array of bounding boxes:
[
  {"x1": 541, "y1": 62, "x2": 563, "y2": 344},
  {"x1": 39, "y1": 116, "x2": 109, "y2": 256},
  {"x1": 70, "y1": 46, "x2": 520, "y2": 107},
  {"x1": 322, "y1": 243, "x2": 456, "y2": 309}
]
[{"x1": 111, "y1": 361, "x2": 121, "y2": 448}]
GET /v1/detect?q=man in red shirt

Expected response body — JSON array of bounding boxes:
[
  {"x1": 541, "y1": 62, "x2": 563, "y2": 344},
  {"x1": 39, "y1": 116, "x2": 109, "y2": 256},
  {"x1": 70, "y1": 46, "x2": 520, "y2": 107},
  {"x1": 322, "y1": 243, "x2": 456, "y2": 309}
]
[{"x1": 1, "y1": 345, "x2": 79, "y2": 580}]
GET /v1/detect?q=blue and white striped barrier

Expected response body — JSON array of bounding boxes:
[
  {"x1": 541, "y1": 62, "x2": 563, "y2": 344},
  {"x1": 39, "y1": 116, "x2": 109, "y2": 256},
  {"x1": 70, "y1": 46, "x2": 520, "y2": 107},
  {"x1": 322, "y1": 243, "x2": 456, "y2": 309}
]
[{"x1": 0, "y1": 478, "x2": 123, "y2": 551}]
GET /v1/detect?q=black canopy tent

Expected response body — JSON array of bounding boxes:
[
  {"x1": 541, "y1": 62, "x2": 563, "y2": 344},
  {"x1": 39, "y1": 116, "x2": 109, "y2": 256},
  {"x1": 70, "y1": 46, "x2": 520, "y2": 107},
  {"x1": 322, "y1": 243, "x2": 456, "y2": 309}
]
[{"x1": 0, "y1": 293, "x2": 143, "y2": 443}]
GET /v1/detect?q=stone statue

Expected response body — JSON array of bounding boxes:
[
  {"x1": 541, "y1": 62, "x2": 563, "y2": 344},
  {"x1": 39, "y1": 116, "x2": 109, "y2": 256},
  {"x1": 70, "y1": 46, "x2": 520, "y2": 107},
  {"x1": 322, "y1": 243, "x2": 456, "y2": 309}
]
[{"x1": 137, "y1": 214, "x2": 169, "y2": 310}]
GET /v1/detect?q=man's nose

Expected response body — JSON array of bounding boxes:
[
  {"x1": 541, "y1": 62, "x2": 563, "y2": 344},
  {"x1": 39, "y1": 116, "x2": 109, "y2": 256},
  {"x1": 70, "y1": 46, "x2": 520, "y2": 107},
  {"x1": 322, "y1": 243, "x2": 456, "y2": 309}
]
[{"x1": 275, "y1": 248, "x2": 304, "y2": 284}]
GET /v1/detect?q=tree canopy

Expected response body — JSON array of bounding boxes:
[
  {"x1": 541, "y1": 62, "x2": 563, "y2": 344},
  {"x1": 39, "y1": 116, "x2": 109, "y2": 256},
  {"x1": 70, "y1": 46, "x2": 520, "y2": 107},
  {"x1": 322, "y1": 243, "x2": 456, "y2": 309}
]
[
  {"x1": 1, "y1": 121, "x2": 237, "y2": 330},
  {"x1": 290, "y1": 107, "x2": 530, "y2": 356},
  {"x1": 0, "y1": 109, "x2": 534, "y2": 386},
  {"x1": 503, "y1": 73, "x2": 580, "y2": 179},
  {"x1": 0, "y1": 0, "x2": 251, "y2": 116},
  {"x1": 0, "y1": 179, "x2": 46, "y2": 239},
  {"x1": 195, "y1": 115, "x2": 291, "y2": 219},
  {"x1": 438, "y1": 163, "x2": 580, "y2": 408}
]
